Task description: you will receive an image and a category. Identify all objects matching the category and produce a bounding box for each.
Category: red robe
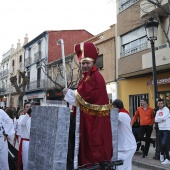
[75,66,113,167]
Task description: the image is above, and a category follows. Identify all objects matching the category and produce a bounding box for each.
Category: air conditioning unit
[157,43,168,50]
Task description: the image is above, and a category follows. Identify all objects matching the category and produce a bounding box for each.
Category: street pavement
[132,164,152,170]
[132,145,170,170]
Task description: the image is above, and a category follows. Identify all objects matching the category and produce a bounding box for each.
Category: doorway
[158,91,170,109]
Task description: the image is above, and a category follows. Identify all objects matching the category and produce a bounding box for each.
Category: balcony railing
[0,69,9,77]
[0,86,23,94]
[3,69,9,77]
[121,42,148,57]
[0,87,6,92]
[26,79,45,91]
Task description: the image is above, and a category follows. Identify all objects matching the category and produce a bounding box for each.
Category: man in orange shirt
[131,98,155,158]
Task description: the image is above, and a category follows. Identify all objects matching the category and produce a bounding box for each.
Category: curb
[132,159,170,170]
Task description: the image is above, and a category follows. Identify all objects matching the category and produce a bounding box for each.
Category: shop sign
[27,95,39,99]
[147,77,170,86]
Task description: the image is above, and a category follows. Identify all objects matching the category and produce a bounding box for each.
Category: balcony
[118,43,170,78]
[34,51,42,63]
[0,87,7,95]
[140,0,169,18]
[121,42,148,57]
[6,86,15,94]
[26,79,45,91]
[142,44,170,71]
[0,87,6,92]
[3,69,9,77]
[25,57,31,67]
[0,69,9,78]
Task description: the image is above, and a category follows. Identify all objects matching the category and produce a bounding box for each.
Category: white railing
[121,42,148,57]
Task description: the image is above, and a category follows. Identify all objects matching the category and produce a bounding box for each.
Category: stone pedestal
[27,106,70,170]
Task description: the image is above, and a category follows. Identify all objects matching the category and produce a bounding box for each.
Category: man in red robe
[63,42,113,168]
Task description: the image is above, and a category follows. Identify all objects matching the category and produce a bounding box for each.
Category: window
[121,27,148,57]
[48,68,53,87]
[12,60,15,67]
[27,71,30,90]
[28,48,31,58]
[37,67,41,88]
[18,75,21,84]
[119,0,139,12]
[19,55,22,62]
[38,41,42,59]
[56,66,65,85]
[96,54,103,70]
[2,81,4,88]
[5,79,7,88]
[38,41,41,52]
[129,94,148,119]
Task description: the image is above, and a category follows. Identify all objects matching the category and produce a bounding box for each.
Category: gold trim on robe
[75,91,113,116]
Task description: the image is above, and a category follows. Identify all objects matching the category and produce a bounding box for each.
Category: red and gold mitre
[74,42,99,62]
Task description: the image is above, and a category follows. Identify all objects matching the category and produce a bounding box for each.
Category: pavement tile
[132,146,170,170]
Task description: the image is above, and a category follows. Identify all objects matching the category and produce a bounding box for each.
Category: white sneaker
[161,159,170,165]
[160,154,164,162]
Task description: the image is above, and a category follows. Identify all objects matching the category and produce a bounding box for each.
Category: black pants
[138,125,153,156]
[159,130,170,160]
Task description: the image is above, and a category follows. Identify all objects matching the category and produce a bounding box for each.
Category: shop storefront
[147,77,170,109]
[46,89,63,101]
[118,72,170,117]
[23,91,45,105]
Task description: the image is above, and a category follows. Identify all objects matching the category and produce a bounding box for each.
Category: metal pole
[57,39,67,88]
[150,40,160,160]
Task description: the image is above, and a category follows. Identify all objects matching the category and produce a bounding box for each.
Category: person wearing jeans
[155,98,170,165]
[131,98,155,158]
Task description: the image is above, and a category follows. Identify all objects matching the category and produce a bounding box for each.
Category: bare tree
[40,55,81,91]
[10,70,29,108]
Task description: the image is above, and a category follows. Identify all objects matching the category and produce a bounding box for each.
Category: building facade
[9,36,28,108]
[0,50,11,108]
[0,35,29,109]
[23,30,93,104]
[116,0,170,117]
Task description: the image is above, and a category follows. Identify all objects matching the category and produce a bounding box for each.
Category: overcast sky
[0,0,116,61]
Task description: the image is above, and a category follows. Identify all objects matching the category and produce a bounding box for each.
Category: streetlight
[56,39,67,89]
[144,17,159,160]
